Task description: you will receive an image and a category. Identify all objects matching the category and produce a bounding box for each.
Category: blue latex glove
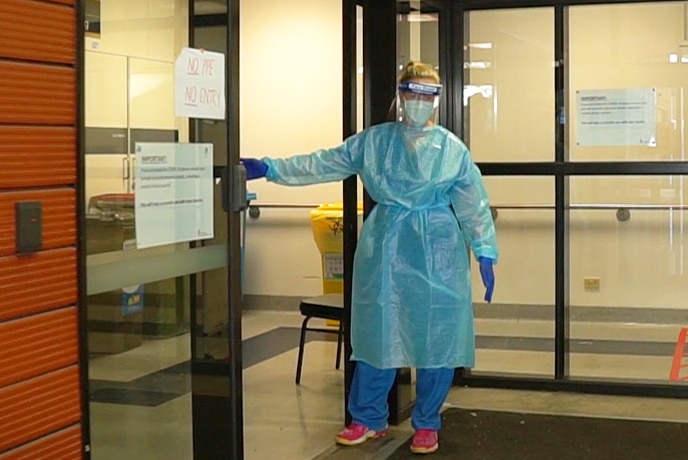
[240,158,268,180]
[478,257,495,303]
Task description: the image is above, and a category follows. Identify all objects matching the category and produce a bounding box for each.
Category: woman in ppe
[241,61,498,455]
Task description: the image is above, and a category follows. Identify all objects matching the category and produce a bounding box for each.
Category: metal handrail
[247,202,688,222]
[492,204,688,210]
[248,202,688,210]
[246,202,322,219]
[248,203,321,209]
[489,204,688,221]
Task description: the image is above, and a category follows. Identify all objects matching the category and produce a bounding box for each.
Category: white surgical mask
[404,100,435,127]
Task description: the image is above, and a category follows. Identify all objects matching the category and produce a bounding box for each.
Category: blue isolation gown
[263,122,498,369]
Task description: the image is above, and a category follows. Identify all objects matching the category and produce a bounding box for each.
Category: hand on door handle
[240,158,268,180]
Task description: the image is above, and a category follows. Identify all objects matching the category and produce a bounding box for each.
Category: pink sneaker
[410,429,439,454]
[335,423,388,446]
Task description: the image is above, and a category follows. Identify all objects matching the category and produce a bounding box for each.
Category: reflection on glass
[470,177,555,377]
[357,5,363,132]
[195,267,229,362]
[191,26,232,365]
[85,0,195,458]
[463,84,493,106]
[194,0,227,15]
[397,10,439,70]
[193,26,229,167]
[569,176,688,383]
[465,8,554,162]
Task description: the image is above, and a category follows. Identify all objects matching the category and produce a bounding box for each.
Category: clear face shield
[398,81,442,128]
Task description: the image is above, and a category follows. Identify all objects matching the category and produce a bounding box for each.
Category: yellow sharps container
[310,202,363,325]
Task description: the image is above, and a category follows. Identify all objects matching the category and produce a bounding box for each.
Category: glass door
[461,7,557,378]
[454,0,688,399]
[83,0,244,458]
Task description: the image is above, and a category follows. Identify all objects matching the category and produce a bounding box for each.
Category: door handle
[219,165,247,213]
[232,164,247,212]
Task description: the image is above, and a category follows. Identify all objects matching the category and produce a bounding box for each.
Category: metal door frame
[450,0,688,398]
[188,1,245,458]
[77,1,246,458]
[341,0,688,422]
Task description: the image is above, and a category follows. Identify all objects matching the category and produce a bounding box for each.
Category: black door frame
[341,0,358,427]
[76,0,91,456]
[188,1,244,458]
[451,0,688,398]
[341,0,688,425]
[77,1,244,458]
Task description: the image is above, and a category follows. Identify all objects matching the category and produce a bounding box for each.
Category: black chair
[295,294,344,384]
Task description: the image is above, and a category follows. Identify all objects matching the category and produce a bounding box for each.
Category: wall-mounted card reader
[15,201,42,253]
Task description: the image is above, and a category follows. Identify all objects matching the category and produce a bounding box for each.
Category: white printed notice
[576,88,657,147]
[135,143,214,249]
[324,254,344,280]
[175,47,225,120]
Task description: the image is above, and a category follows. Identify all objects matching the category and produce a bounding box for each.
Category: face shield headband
[398,81,443,98]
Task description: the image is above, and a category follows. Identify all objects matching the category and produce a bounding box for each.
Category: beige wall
[468,3,688,309]
[241,0,345,296]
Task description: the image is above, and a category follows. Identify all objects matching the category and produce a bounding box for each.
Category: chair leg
[335,321,343,370]
[295,316,310,385]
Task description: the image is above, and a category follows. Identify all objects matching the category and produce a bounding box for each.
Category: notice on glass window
[135,143,214,249]
[576,88,657,147]
[175,47,226,120]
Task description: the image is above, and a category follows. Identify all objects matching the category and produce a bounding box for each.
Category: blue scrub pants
[348,361,454,432]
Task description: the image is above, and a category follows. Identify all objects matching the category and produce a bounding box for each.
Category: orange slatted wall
[0,0,83,458]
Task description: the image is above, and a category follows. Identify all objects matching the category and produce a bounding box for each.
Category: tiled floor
[87,310,688,460]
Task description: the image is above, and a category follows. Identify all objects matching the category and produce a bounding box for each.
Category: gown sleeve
[449,145,499,262]
[263,132,366,186]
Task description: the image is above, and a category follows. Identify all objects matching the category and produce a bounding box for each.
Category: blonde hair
[399,61,440,84]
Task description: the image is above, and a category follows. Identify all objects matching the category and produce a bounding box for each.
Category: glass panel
[84,1,233,458]
[465,8,555,162]
[569,3,688,161]
[397,6,439,71]
[357,5,364,132]
[239,1,350,457]
[191,25,231,350]
[396,3,439,128]
[193,26,228,167]
[193,120,230,361]
[194,0,227,15]
[471,177,555,377]
[569,176,688,383]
